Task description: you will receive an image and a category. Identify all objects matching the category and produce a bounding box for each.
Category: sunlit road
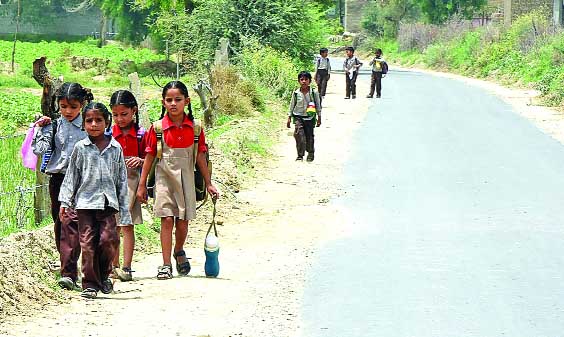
[302,68,564,336]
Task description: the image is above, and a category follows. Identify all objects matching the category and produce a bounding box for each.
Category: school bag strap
[153,120,163,160]
[193,119,202,164]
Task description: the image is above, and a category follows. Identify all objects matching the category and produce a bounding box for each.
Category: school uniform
[343,56,363,98]
[315,56,331,97]
[288,87,321,159]
[32,115,86,283]
[368,57,387,97]
[112,125,146,225]
[144,114,207,220]
[59,137,131,292]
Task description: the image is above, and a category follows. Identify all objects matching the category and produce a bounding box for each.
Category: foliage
[419,0,487,24]
[0,91,40,134]
[236,39,298,100]
[153,0,329,70]
[362,0,420,38]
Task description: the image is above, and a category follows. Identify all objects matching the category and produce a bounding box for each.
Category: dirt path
[0,76,372,337]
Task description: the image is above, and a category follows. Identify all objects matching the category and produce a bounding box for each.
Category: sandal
[157,264,173,280]
[81,288,98,299]
[101,279,114,294]
[173,250,191,276]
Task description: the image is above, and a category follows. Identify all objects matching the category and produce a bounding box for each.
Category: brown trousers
[293,118,315,157]
[49,173,80,282]
[315,69,330,97]
[369,71,383,97]
[77,207,119,291]
[345,71,359,98]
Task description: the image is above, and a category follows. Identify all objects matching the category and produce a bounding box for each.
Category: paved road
[301,69,564,336]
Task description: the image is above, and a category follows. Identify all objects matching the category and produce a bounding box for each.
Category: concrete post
[554,0,563,26]
[504,0,512,26]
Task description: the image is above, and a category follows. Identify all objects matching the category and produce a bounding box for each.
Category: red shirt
[144,114,207,156]
[112,124,147,158]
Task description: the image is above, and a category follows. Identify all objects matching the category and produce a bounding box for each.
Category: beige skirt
[154,144,197,221]
[116,164,143,226]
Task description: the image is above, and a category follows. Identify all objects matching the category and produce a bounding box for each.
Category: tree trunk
[10,0,20,73]
[32,57,64,225]
[98,14,107,48]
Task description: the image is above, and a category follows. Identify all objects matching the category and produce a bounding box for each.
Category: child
[109,90,145,282]
[343,46,363,99]
[367,48,388,98]
[314,47,331,97]
[32,82,93,290]
[286,71,322,162]
[137,80,219,280]
[59,102,131,299]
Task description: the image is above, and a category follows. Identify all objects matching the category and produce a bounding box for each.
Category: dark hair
[319,47,328,53]
[55,82,94,112]
[160,80,194,121]
[345,46,355,52]
[375,48,383,54]
[297,71,312,81]
[82,102,112,135]
[110,90,140,130]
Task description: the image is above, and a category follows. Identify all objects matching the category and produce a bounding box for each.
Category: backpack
[39,119,58,173]
[382,61,389,74]
[146,119,211,204]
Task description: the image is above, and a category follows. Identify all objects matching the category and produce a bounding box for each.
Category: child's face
[345,50,353,58]
[84,109,108,138]
[112,105,137,129]
[162,88,190,118]
[375,51,382,58]
[59,98,82,121]
[320,51,328,58]
[299,76,311,88]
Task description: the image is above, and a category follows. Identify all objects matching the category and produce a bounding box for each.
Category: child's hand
[207,184,220,199]
[137,186,148,204]
[125,157,143,168]
[286,117,291,129]
[316,119,321,127]
[36,116,52,127]
[59,207,66,221]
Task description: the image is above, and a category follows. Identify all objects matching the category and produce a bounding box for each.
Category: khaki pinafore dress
[125,163,143,225]
[154,138,197,220]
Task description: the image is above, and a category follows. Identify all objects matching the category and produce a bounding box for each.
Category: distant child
[137,80,219,280]
[286,71,322,162]
[109,90,146,282]
[59,102,131,299]
[315,47,331,97]
[343,46,363,99]
[32,82,93,290]
[367,48,388,98]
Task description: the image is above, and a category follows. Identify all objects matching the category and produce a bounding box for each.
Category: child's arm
[58,147,81,218]
[137,153,154,204]
[32,122,54,155]
[314,91,322,127]
[196,152,219,199]
[116,148,133,225]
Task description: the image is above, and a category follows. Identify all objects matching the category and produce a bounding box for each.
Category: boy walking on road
[315,48,331,97]
[343,46,362,99]
[367,48,388,98]
[287,71,322,162]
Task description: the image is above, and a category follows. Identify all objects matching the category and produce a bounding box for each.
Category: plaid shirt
[59,137,132,224]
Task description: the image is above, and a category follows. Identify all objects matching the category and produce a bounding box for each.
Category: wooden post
[128,72,151,128]
[10,0,20,73]
[32,57,63,225]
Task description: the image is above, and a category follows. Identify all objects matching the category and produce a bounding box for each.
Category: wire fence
[0,133,51,237]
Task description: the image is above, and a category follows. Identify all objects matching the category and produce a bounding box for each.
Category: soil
[0,66,561,336]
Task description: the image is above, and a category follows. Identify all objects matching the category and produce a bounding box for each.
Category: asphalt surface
[301,68,564,336]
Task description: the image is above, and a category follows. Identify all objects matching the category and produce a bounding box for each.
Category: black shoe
[344,96,350,99]
[366,95,373,98]
[296,156,303,161]
[101,278,114,294]
[376,95,381,98]
[352,95,356,99]
[306,155,314,162]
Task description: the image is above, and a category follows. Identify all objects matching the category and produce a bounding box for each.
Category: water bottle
[204,233,220,278]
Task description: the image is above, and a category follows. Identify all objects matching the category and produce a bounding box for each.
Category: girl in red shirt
[137,81,219,280]
[110,90,146,281]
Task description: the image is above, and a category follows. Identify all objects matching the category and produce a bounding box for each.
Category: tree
[362,0,420,38]
[419,0,487,24]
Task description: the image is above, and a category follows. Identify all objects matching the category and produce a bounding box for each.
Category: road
[301,68,564,336]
